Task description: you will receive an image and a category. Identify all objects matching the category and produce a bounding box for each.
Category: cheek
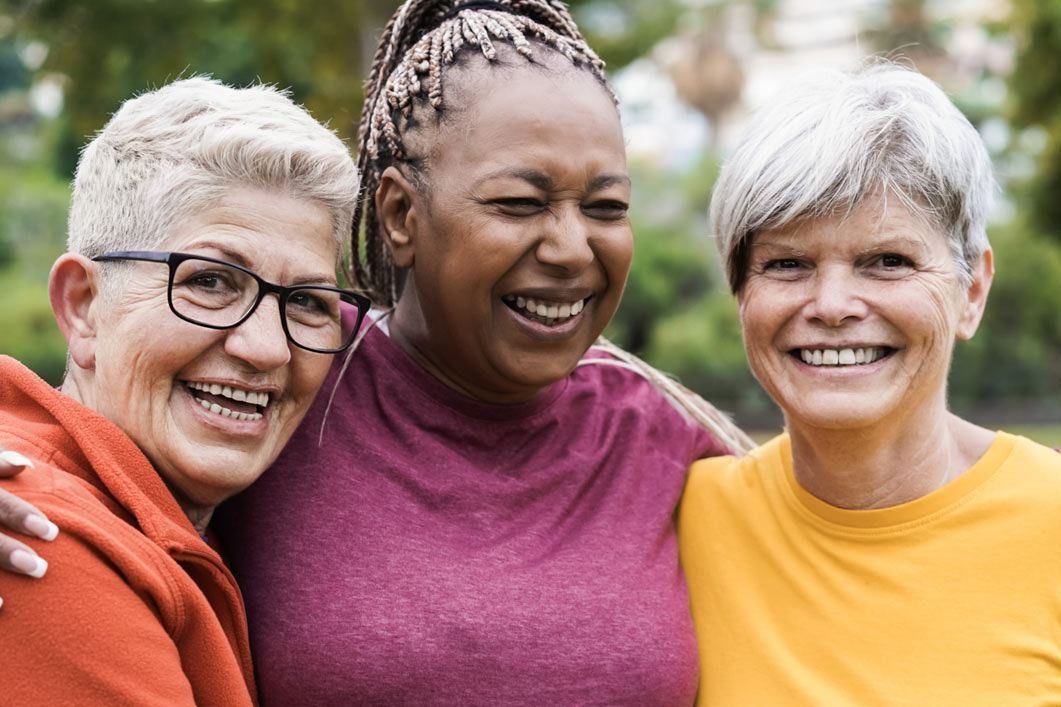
[737,284,779,344]
[293,355,333,400]
[603,229,634,283]
[905,279,966,350]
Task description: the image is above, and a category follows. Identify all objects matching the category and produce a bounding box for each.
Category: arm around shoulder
[0,523,199,704]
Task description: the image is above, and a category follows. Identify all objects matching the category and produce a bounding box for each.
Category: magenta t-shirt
[216,322,726,705]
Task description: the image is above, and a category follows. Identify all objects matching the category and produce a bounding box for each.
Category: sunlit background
[2,0,1058,442]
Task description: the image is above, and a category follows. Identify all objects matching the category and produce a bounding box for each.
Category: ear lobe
[376,166,421,269]
[49,254,102,370]
[956,249,994,341]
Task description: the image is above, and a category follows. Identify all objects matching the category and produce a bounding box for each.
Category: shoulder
[995,431,1061,490]
[0,486,199,703]
[684,434,785,503]
[571,350,726,458]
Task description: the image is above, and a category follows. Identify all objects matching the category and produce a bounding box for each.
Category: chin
[780,397,896,432]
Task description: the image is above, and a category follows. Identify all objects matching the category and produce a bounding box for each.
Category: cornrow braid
[352,0,612,307]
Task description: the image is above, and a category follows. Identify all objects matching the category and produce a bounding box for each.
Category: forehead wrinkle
[589,174,631,191]
[179,240,338,287]
[474,169,629,192]
[854,235,932,255]
[749,238,806,254]
[480,168,554,190]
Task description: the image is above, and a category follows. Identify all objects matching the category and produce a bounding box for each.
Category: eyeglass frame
[91,250,371,354]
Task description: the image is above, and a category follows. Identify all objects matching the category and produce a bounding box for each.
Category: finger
[0,449,34,478]
[0,488,59,541]
[0,535,48,578]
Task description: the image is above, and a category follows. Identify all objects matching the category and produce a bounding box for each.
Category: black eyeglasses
[92,251,370,354]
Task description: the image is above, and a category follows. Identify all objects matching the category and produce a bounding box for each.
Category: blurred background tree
[2,0,1059,437]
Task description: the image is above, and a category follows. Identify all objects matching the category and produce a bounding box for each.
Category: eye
[758,258,811,280]
[288,290,333,316]
[867,252,916,277]
[582,199,629,220]
[764,258,805,271]
[878,253,913,268]
[493,197,544,215]
[178,269,240,294]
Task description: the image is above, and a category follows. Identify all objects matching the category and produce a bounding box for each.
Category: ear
[376,165,421,269]
[49,254,103,370]
[956,248,994,340]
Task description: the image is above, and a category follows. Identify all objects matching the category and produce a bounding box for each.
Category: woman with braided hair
[0,0,751,703]
[214,1,748,703]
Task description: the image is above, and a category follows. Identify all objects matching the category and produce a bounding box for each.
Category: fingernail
[0,450,33,468]
[10,549,47,578]
[24,515,59,541]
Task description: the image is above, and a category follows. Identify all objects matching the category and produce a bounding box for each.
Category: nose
[535,205,594,274]
[803,265,869,327]
[223,294,292,371]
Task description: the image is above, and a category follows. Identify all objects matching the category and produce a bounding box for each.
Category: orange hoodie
[0,356,257,705]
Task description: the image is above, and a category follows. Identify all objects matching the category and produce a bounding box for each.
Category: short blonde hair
[69,76,359,268]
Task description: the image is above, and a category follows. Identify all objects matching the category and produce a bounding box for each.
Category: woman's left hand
[0,447,58,594]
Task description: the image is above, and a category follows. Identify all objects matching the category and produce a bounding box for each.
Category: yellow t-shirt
[679,431,1061,705]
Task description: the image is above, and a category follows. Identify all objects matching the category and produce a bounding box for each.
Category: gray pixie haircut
[69,76,359,269]
[710,60,995,292]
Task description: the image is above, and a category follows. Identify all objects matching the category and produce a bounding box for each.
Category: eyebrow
[191,241,338,286]
[478,169,630,191]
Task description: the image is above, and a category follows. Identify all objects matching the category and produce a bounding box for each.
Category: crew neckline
[774,431,1015,531]
[363,322,570,422]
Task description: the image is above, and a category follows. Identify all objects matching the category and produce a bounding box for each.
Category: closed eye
[582,200,629,220]
[493,198,544,214]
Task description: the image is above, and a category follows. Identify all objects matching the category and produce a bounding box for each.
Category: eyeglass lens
[171,257,358,351]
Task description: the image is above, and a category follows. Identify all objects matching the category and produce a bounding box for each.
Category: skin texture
[50,187,337,528]
[376,64,633,404]
[738,193,995,508]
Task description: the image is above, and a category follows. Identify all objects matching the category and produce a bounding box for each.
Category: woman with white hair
[679,61,1061,703]
[0,77,366,704]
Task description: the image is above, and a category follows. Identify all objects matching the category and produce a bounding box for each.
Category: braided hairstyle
[343,0,754,455]
[353,0,612,307]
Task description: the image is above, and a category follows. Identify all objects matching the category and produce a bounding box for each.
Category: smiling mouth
[502,295,589,327]
[791,347,894,367]
[185,381,271,421]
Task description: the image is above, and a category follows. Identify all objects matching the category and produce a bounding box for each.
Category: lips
[502,294,589,327]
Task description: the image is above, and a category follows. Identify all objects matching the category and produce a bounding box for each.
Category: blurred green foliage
[1008,0,1061,246]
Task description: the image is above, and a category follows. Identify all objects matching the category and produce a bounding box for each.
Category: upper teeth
[186,381,269,421]
[800,347,887,366]
[503,295,585,323]
[187,381,270,407]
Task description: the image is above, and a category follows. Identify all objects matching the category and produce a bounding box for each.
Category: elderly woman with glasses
[678,61,1061,703]
[0,77,365,704]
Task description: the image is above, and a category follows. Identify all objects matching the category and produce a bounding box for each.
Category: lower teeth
[195,396,262,421]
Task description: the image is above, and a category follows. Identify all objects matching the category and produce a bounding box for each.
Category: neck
[786,401,995,510]
[158,477,217,535]
[388,292,549,405]
[181,504,216,537]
